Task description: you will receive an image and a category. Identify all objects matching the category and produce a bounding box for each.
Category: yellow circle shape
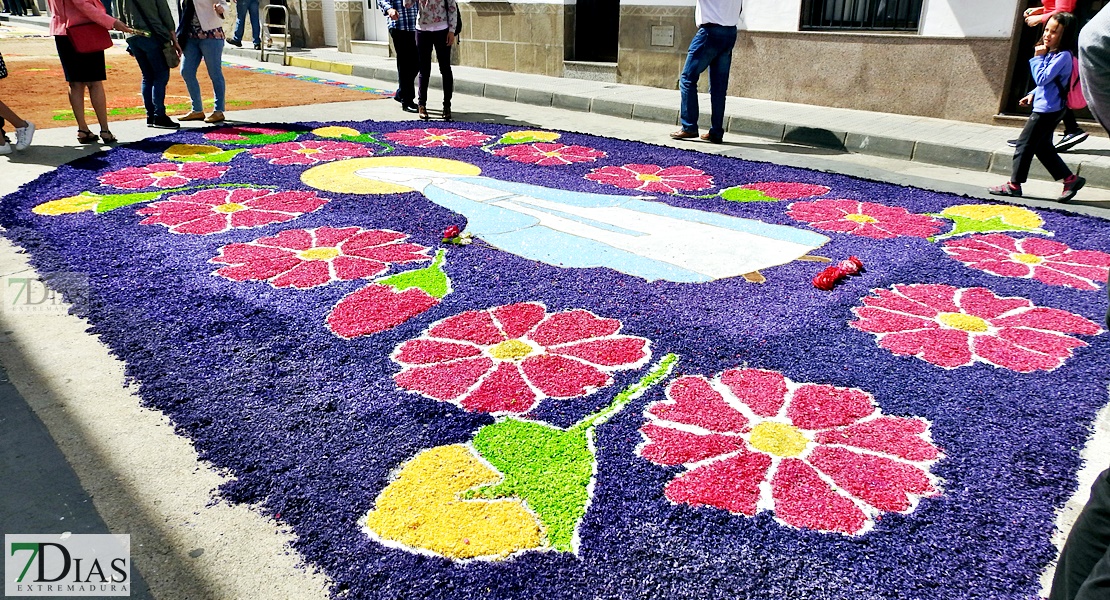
[301,157,482,195]
[1012,252,1043,265]
[163,143,222,159]
[938,312,990,333]
[364,444,544,560]
[313,126,361,138]
[749,422,809,457]
[845,213,878,224]
[504,130,560,143]
[213,203,247,213]
[298,247,340,261]
[32,194,100,216]
[636,174,662,183]
[941,204,1044,229]
[489,339,533,361]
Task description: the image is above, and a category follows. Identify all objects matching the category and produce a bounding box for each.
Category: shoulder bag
[67,22,114,53]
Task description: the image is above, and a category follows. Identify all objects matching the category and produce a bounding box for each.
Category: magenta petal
[491,302,547,338]
[270,260,332,289]
[396,339,482,365]
[788,384,874,430]
[394,357,493,401]
[551,336,649,367]
[771,458,868,534]
[520,354,610,398]
[815,416,939,462]
[649,375,749,433]
[809,446,935,512]
[664,450,771,515]
[529,310,621,346]
[459,362,540,414]
[720,368,789,417]
[428,309,505,345]
[639,424,747,466]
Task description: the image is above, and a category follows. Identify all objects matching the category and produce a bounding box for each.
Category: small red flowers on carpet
[137,188,329,235]
[383,128,492,148]
[249,141,374,165]
[585,164,714,194]
[638,368,942,535]
[392,302,650,414]
[851,283,1102,372]
[788,199,944,239]
[98,162,228,189]
[942,234,1110,291]
[493,143,606,166]
[211,227,430,289]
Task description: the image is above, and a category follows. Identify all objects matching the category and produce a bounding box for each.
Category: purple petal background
[3,120,1109,599]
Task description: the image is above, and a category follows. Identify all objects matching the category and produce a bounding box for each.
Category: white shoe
[0,139,11,155]
[14,121,34,151]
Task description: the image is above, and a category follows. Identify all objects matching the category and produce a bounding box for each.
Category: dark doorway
[1004,0,1107,116]
[573,0,619,62]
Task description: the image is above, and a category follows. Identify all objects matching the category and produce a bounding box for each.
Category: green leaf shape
[166,149,245,163]
[375,249,451,299]
[719,186,777,203]
[496,131,560,145]
[929,214,1050,242]
[466,354,677,553]
[217,132,301,146]
[95,190,172,213]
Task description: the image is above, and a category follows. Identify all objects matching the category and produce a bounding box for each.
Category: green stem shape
[466,353,678,553]
[374,249,450,298]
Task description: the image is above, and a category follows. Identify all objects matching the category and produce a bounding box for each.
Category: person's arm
[446,0,456,44]
[376,0,395,18]
[151,0,176,41]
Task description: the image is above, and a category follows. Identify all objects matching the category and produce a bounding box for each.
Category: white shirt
[695,0,742,27]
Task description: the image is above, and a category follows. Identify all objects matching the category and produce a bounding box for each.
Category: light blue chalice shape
[352,165,830,284]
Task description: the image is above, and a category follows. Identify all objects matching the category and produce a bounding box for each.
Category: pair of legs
[415,29,452,118]
[231,0,261,47]
[677,24,737,141]
[127,36,171,120]
[390,27,418,108]
[0,100,29,131]
[68,81,113,141]
[991,109,1084,200]
[1049,468,1110,600]
[180,37,226,114]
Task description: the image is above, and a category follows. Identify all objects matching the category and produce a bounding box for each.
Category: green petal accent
[217,132,301,146]
[930,214,1051,242]
[167,149,245,163]
[467,354,677,553]
[95,190,174,213]
[375,249,451,299]
[719,186,777,202]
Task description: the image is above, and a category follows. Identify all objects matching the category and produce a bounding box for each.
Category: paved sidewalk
[7,13,1110,188]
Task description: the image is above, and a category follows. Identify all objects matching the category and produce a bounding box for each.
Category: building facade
[276,0,1108,123]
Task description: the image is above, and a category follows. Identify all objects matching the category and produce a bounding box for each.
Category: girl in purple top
[990,12,1085,203]
[404,0,457,121]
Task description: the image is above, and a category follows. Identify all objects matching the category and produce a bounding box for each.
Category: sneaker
[1006,138,1019,147]
[147,116,155,126]
[178,110,206,121]
[226,38,242,47]
[151,114,181,129]
[253,43,262,50]
[204,111,225,123]
[988,181,1022,197]
[1056,130,1089,152]
[1060,175,1086,202]
[401,101,418,113]
[14,121,34,151]
[0,138,11,155]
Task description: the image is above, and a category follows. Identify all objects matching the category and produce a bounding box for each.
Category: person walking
[0,102,35,154]
[226,0,260,50]
[177,0,228,123]
[670,0,743,144]
[989,12,1085,202]
[404,0,456,121]
[48,0,134,144]
[120,0,181,129]
[1021,0,1088,151]
[378,0,418,113]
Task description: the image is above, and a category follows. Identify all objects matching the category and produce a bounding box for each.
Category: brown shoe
[178,111,206,122]
[204,111,225,123]
[670,130,698,140]
[700,133,723,144]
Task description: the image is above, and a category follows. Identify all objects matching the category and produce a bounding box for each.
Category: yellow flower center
[845,213,878,224]
[428,135,449,142]
[636,174,663,183]
[749,422,809,457]
[938,312,990,332]
[151,170,179,178]
[489,339,534,361]
[296,148,322,155]
[313,126,360,138]
[543,151,561,157]
[1011,252,1043,265]
[163,143,220,158]
[213,202,247,213]
[297,247,340,261]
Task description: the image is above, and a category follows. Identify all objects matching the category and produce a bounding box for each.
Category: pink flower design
[493,143,607,166]
[248,141,374,165]
[383,128,492,148]
[97,162,228,189]
[585,164,714,194]
[204,126,290,141]
[211,227,430,289]
[638,368,942,535]
[137,188,329,235]
[392,302,651,414]
[788,199,944,239]
[942,234,1110,291]
[740,182,830,200]
[851,283,1102,372]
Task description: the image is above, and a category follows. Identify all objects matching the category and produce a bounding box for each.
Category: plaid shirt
[377,0,417,31]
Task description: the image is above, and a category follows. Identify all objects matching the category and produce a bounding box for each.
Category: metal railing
[261,3,289,66]
[800,0,924,32]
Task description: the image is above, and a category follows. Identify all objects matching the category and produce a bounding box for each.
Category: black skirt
[55,34,107,83]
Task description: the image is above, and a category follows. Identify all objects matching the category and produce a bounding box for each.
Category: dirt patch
[1,38,390,128]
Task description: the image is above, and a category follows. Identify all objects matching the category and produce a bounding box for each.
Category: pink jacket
[1034,0,1077,25]
[48,0,117,36]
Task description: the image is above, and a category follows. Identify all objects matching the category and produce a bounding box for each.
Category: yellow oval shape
[364,444,544,559]
[941,204,1043,229]
[313,126,361,138]
[163,144,223,159]
[32,194,100,216]
[301,157,481,195]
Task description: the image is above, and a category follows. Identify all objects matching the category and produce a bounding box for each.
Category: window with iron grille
[800,0,924,31]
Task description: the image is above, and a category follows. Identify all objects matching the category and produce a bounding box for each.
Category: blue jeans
[678,25,737,139]
[180,37,226,112]
[232,0,261,45]
[127,36,171,118]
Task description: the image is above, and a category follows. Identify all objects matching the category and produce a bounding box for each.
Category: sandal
[99,131,118,144]
[77,129,98,144]
[988,182,1022,197]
